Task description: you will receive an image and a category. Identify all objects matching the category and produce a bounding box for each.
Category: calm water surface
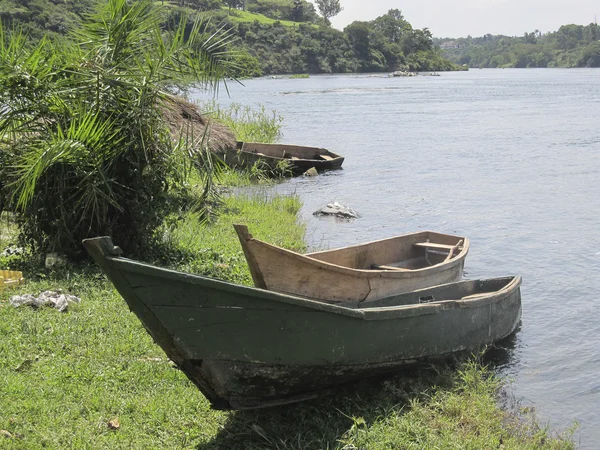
[193,69,600,447]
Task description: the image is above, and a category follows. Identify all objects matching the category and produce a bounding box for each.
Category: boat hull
[235,225,470,303]
[221,142,344,175]
[84,237,520,410]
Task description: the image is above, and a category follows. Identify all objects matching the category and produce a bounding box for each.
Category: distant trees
[342,9,440,71]
[372,9,408,43]
[224,0,245,12]
[292,0,303,21]
[245,0,320,23]
[2,0,460,77]
[315,0,342,22]
[0,0,94,40]
[438,22,600,68]
[524,31,537,44]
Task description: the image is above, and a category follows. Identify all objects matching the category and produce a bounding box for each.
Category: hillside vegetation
[438,23,600,68]
[1,0,461,75]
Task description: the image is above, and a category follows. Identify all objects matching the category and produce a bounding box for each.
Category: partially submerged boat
[221,142,344,175]
[234,225,469,303]
[83,236,521,410]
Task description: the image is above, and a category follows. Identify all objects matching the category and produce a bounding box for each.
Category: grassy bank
[0,188,574,449]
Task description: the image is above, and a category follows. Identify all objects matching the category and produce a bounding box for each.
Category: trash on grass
[45,253,66,268]
[9,290,81,312]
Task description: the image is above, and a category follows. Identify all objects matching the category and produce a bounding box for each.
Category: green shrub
[0,0,235,260]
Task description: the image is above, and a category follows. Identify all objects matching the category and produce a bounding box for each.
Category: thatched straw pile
[160,96,236,154]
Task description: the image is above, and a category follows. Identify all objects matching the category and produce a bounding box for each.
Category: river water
[192,69,600,447]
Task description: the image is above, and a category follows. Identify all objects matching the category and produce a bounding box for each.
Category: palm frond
[1,0,235,258]
[10,108,118,210]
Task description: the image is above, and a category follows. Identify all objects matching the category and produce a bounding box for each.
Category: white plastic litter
[9,290,81,312]
[313,201,360,219]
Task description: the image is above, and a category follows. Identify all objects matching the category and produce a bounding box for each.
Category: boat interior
[353,277,516,309]
[307,232,466,271]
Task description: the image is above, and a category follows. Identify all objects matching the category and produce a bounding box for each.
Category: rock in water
[313,202,359,219]
[303,167,318,177]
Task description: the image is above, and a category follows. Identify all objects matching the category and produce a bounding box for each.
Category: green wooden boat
[83,237,522,410]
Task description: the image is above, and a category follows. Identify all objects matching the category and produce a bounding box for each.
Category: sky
[326,0,599,38]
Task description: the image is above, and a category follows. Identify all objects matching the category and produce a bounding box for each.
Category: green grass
[289,73,310,79]
[203,101,283,143]
[336,361,576,449]
[0,194,574,449]
[217,167,273,186]
[224,8,301,27]
[156,191,305,285]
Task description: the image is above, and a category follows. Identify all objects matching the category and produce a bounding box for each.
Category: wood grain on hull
[234,225,470,303]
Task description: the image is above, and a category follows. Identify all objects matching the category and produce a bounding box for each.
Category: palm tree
[0,0,236,259]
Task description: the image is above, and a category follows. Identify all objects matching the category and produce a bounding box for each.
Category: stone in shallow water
[303,167,318,177]
[313,202,359,219]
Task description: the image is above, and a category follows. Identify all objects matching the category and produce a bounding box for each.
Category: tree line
[202,6,460,74]
[1,0,461,75]
[437,23,600,68]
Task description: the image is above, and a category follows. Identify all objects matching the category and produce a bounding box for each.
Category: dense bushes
[0,0,235,260]
[235,10,458,74]
[0,0,94,40]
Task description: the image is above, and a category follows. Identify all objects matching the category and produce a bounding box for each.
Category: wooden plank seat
[319,154,334,160]
[423,249,451,256]
[416,239,464,264]
[371,264,410,271]
[443,240,463,262]
[461,293,486,299]
[413,242,460,251]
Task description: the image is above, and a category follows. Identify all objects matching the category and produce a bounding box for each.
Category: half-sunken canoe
[221,142,344,175]
[234,225,469,303]
[83,236,520,410]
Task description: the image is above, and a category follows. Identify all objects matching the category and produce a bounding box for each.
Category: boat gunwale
[105,255,518,321]
[235,151,344,164]
[359,276,522,319]
[235,142,344,163]
[249,231,470,278]
[107,255,365,318]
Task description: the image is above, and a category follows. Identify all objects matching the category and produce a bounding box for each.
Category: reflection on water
[482,324,522,371]
[192,69,600,447]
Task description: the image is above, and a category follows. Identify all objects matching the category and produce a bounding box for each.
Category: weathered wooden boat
[221,142,344,175]
[83,237,520,410]
[234,225,469,303]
